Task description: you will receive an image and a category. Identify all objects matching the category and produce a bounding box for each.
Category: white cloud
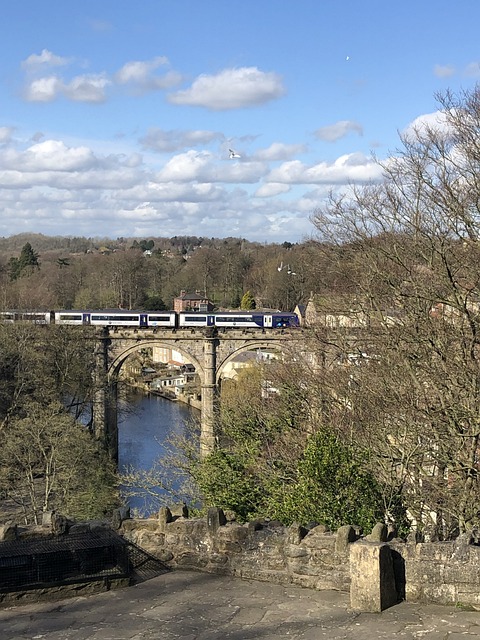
[155,150,267,184]
[0,127,14,144]
[63,74,111,103]
[24,76,63,102]
[434,64,456,78]
[266,153,382,185]
[21,49,69,70]
[140,128,223,153]
[24,73,111,103]
[115,57,182,92]
[115,57,168,82]
[255,182,291,197]
[0,139,96,172]
[464,61,480,78]
[253,142,307,161]
[0,129,385,243]
[315,120,363,142]
[168,67,286,110]
[401,110,451,141]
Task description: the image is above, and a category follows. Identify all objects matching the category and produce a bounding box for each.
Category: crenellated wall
[2,508,480,611]
[119,507,480,610]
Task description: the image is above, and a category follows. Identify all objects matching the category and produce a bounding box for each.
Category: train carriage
[5,309,299,330]
[0,311,52,324]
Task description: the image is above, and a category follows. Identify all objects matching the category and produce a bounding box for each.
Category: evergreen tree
[8,243,40,280]
[240,290,256,310]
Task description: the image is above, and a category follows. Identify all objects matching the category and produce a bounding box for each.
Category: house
[173,290,214,313]
[293,303,307,326]
[304,294,368,328]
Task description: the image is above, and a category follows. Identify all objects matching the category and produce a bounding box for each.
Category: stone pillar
[200,337,218,458]
[350,543,398,612]
[92,330,119,462]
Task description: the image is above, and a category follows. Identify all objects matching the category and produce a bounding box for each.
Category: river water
[117,390,198,515]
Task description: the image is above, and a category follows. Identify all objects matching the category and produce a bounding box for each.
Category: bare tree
[310,87,480,536]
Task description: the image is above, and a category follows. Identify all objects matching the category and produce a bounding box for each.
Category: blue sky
[0,0,479,244]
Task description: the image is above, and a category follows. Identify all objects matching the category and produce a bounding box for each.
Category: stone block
[368,523,388,542]
[52,513,68,535]
[350,543,398,612]
[207,507,226,536]
[170,502,189,518]
[286,523,308,544]
[217,523,248,543]
[111,507,130,530]
[158,507,173,532]
[335,525,356,554]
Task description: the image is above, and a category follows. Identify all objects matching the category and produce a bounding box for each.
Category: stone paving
[0,570,480,639]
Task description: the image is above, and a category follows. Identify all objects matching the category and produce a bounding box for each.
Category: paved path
[1,570,480,639]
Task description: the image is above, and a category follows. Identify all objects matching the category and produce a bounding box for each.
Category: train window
[215,316,252,323]
[148,316,171,322]
[183,316,207,322]
[58,314,82,321]
[92,315,139,322]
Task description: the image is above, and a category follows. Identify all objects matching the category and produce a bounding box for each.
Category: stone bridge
[92,326,303,461]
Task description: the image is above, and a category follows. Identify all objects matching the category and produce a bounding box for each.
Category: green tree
[8,242,40,281]
[240,290,256,310]
[0,402,118,524]
[143,295,167,310]
[266,429,384,531]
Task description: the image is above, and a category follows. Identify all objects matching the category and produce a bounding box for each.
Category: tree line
[0,322,118,524]
[0,235,321,313]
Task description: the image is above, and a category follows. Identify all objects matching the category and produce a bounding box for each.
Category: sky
[0,0,479,244]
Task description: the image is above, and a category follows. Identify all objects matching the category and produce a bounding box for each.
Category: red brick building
[173,290,213,313]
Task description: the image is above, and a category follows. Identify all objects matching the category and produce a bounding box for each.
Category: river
[118,390,199,515]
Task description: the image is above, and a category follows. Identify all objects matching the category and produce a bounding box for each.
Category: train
[0,309,300,330]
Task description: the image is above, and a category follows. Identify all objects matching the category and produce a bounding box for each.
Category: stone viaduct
[92,325,304,461]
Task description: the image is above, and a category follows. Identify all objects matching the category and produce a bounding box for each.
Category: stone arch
[216,340,286,385]
[108,340,205,382]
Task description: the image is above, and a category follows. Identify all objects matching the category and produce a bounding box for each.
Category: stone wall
[119,508,480,610]
[390,534,480,607]
[2,509,480,611]
[121,508,353,592]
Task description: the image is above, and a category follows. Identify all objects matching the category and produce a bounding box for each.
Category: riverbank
[126,379,202,410]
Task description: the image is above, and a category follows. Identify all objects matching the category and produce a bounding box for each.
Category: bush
[265,429,385,531]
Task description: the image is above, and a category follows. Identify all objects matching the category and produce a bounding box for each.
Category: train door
[82,313,91,325]
[207,315,215,326]
[263,314,273,328]
[140,313,148,328]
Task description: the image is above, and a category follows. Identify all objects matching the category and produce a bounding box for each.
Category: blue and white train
[0,310,299,330]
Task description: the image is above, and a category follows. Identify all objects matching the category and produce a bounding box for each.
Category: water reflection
[118,390,198,515]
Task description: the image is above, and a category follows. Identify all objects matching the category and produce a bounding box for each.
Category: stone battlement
[2,508,480,612]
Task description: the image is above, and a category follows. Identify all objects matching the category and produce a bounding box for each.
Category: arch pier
[92,326,299,462]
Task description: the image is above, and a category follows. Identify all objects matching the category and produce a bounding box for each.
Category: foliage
[187,362,388,530]
[0,233,317,311]
[8,242,40,281]
[0,402,118,524]
[265,429,384,531]
[143,295,167,310]
[0,323,96,425]
[240,290,256,310]
[192,450,263,521]
[0,322,115,523]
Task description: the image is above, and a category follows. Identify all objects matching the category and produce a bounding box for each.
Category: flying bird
[229,149,241,159]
